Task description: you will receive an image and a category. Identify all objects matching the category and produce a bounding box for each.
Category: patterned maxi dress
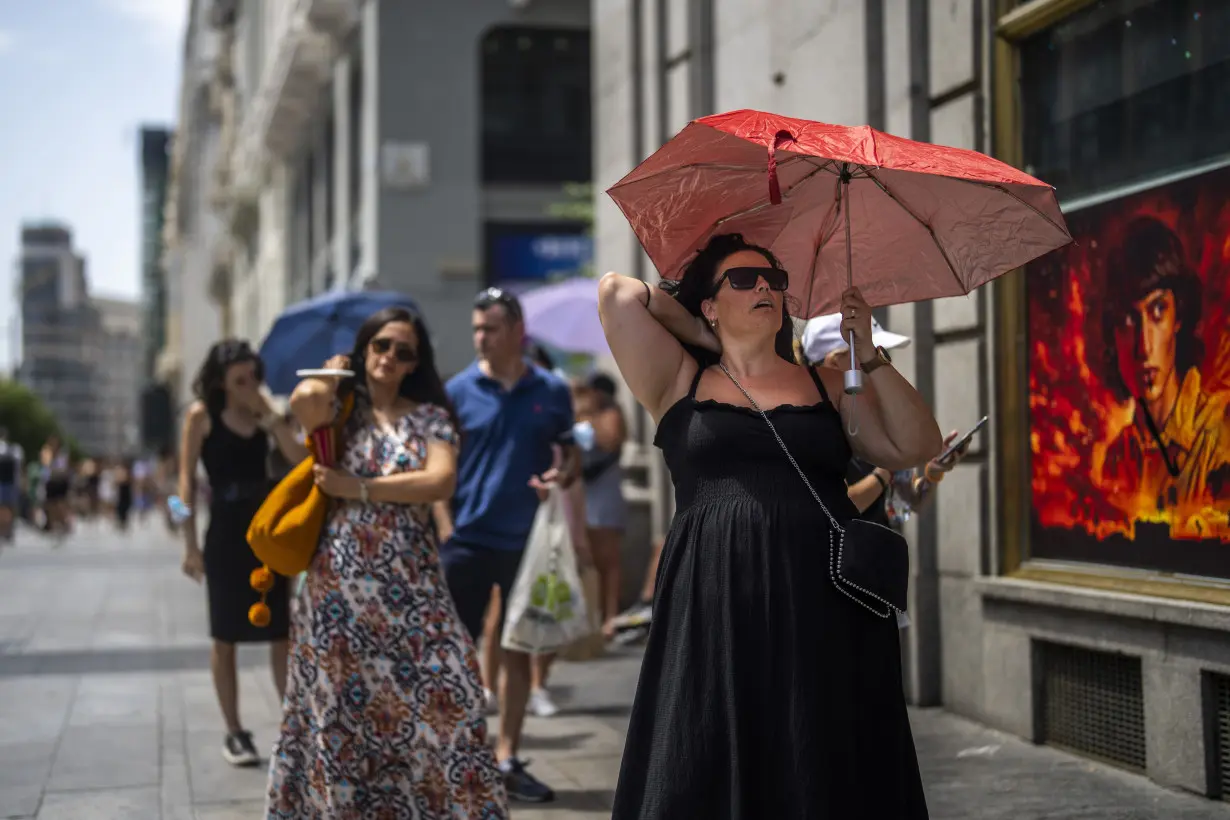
[266,403,509,820]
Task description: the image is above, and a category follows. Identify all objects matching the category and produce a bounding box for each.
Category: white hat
[801,313,911,363]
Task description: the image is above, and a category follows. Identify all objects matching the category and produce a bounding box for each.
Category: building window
[480,27,591,184]
[1018,0,1230,578]
[1020,0,1230,202]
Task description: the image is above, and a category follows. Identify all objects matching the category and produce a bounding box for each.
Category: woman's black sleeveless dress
[200,411,289,644]
[612,367,928,819]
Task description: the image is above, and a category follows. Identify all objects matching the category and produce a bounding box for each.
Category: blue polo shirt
[445,361,575,551]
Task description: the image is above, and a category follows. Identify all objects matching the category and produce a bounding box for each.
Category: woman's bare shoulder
[184,401,209,427]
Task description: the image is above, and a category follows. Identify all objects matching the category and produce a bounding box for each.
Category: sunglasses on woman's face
[712,266,789,295]
[370,337,418,364]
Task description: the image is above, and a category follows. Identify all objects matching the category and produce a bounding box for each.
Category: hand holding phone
[936,415,988,465]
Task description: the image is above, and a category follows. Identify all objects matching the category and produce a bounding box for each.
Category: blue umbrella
[259,290,420,395]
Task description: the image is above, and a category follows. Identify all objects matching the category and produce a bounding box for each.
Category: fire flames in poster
[1028,166,1230,577]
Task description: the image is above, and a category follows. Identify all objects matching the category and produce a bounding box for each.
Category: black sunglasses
[474,287,523,321]
[370,337,418,364]
[711,266,789,295]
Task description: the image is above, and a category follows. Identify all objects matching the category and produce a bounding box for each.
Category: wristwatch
[861,345,891,375]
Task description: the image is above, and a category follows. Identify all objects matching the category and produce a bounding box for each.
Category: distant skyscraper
[139,126,173,451]
[15,224,143,456]
[17,223,97,448]
[140,127,172,382]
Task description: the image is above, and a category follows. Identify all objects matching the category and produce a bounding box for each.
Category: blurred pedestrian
[0,428,23,543]
[577,372,628,638]
[113,458,134,531]
[154,445,179,534]
[178,340,307,767]
[39,436,72,540]
[434,288,578,803]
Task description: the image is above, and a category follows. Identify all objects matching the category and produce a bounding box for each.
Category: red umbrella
[607,109,1072,320]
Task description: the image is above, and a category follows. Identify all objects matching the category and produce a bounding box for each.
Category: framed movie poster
[1027,165,1230,578]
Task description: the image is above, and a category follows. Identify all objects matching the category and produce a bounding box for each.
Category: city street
[0,520,1227,820]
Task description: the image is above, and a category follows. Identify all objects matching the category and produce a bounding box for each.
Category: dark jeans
[439,541,526,644]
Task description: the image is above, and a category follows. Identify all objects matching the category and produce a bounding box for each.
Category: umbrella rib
[608,155,819,191]
[864,169,967,294]
[802,184,845,315]
[711,159,838,229]
[939,176,1072,240]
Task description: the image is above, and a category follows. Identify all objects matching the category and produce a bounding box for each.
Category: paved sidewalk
[0,520,1228,819]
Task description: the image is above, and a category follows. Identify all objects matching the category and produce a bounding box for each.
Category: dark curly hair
[666,233,796,366]
[192,339,264,416]
[1100,217,1204,401]
[339,306,459,432]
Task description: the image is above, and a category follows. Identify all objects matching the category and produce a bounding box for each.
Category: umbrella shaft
[841,172,862,378]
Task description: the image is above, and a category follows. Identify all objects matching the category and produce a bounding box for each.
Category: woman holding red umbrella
[597,232,942,818]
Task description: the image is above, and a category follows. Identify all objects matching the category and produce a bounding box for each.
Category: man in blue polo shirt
[437,287,578,803]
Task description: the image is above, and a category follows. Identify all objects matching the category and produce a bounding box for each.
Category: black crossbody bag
[719,364,909,619]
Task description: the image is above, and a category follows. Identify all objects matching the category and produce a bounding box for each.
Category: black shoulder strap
[688,366,706,399]
[808,366,832,405]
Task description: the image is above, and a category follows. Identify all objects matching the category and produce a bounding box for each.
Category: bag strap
[717,364,843,533]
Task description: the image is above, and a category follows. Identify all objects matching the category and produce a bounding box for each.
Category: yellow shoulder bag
[246,393,354,626]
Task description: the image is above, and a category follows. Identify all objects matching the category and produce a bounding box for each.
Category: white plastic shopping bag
[501,487,590,654]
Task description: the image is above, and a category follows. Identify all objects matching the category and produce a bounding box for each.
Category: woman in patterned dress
[266,306,509,819]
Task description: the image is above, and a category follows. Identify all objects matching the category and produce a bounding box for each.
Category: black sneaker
[222,730,260,767]
[499,758,555,802]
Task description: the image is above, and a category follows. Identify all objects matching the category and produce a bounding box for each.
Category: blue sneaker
[499,758,555,802]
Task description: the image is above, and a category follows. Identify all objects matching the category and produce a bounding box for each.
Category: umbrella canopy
[259,290,420,395]
[607,109,1072,317]
[520,277,609,357]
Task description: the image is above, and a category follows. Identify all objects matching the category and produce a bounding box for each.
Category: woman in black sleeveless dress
[179,341,307,767]
[597,233,944,818]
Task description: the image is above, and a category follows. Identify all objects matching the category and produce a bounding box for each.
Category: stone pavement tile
[541,754,620,813]
[45,723,159,792]
[0,741,57,818]
[520,714,627,759]
[0,678,75,744]
[34,786,160,819]
[185,730,271,806]
[159,678,194,820]
[911,708,1230,819]
[179,666,281,735]
[192,800,266,819]
[66,675,159,727]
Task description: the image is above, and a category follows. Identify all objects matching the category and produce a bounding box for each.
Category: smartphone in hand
[937,415,988,465]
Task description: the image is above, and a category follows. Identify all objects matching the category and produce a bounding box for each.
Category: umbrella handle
[844,329,864,395]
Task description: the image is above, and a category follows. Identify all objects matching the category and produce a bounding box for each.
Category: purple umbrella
[521,277,609,356]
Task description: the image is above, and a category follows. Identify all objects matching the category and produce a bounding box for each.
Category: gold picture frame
[990,0,1230,606]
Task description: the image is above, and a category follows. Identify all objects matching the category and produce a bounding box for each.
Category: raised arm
[597,272,717,421]
[289,380,337,433]
[818,288,942,470]
[289,354,349,433]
